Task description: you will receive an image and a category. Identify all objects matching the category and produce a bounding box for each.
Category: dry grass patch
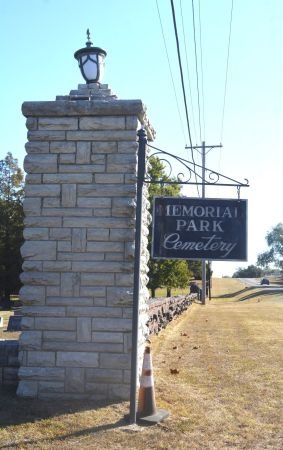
[0,279,282,449]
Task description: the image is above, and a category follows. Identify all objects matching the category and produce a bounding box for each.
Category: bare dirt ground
[0,278,282,449]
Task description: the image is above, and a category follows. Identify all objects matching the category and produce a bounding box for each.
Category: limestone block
[60,153,75,164]
[28,351,55,367]
[109,228,135,241]
[46,296,93,306]
[125,242,135,259]
[22,306,66,317]
[18,366,65,380]
[72,261,133,273]
[43,342,122,352]
[92,318,132,332]
[67,130,136,141]
[24,228,49,240]
[43,173,92,183]
[78,183,136,198]
[81,273,114,286]
[63,216,134,229]
[65,367,85,392]
[107,154,137,173]
[77,197,111,210]
[22,261,43,273]
[62,184,76,207]
[92,141,117,154]
[87,228,110,240]
[57,241,71,252]
[24,154,58,173]
[43,261,71,271]
[68,306,122,318]
[80,116,125,130]
[72,229,86,252]
[61,273,81,296]
[99,353,131,369]
[24,184,60,197]
[115,274,134,287]
[26,118,38,130]
[106,287,133,307]
[24,217,62,227]
[19,331,42,350]
[112,198,136,218]
[76,142,91,163]
[86,368,123,383]
[90,154,106,164]
[105,253,124,261]
[86,242,123,252]
[77,317,91,342]
[94,173,124,184]
[124,173,137,184]
[43,331,77,342]
[79,286,105,297]
[19,285,46,305]
[38,381,64,394]
[22,99,145,118]
[46,286,60,296]
[118,141,138,153]
[43,197,60,207]
[17,380,38,397]
[49,228,71,240]
[21,317,34,330]
[25,174,42,184]
[28,130,65,141]
[85,383,108,396]
[108,384,130,400]
[25,141,49,154]
[42,207,92,217]
[35,317,76,331]
[21,241,56,261]
[92,332,124,344]
[38,117,78,130]
[56,351,99,367]
[57,252,104,262]
[59,163,105,173]
[50,141,76,153]
[126,116,139,130]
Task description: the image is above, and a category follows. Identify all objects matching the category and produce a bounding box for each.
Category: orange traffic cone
[137,346,169,424]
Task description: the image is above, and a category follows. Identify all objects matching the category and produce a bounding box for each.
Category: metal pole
[129,128,147,424]
[201,141,207,305]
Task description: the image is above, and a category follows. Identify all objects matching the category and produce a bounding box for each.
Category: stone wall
[0,341,19,386]
[18,83,153,399]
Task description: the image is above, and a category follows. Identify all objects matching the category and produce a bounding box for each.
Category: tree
[147,156,192,297]
[232,265,263,278]
[257,223,283,270]
[0,153,24,306]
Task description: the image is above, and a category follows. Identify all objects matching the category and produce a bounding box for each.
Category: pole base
[137,408,169,425]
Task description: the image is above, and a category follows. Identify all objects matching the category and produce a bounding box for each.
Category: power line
[220,0,234,143]
[155,0,187,143]
[191,0,202,143]
[179,0,198,144]
[197,0,206,141]
[170,0,193,150]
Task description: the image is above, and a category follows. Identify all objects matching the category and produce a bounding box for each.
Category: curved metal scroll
[146,144,249,190]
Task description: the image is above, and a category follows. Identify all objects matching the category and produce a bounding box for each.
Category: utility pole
[201,141,207,305]
[185,142,222,305]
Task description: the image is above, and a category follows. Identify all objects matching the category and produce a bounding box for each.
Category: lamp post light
[74,29,107,84]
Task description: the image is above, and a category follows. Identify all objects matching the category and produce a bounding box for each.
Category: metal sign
[152,197,247,261]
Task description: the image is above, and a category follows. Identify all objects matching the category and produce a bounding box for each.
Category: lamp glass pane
[81,54,98,82]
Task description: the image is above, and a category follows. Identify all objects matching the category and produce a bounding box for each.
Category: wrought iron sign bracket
[141,137,249,199]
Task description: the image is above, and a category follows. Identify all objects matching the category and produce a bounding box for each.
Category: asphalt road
[239,278,283,291]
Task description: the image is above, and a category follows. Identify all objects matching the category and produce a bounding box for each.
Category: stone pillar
[17,83,154,399]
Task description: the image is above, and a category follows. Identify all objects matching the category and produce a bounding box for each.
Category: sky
[0,0,282,277]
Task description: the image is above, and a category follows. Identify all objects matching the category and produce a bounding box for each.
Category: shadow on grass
[236,289,283,302]
[0,386,128,430]
[213,287,251,299]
